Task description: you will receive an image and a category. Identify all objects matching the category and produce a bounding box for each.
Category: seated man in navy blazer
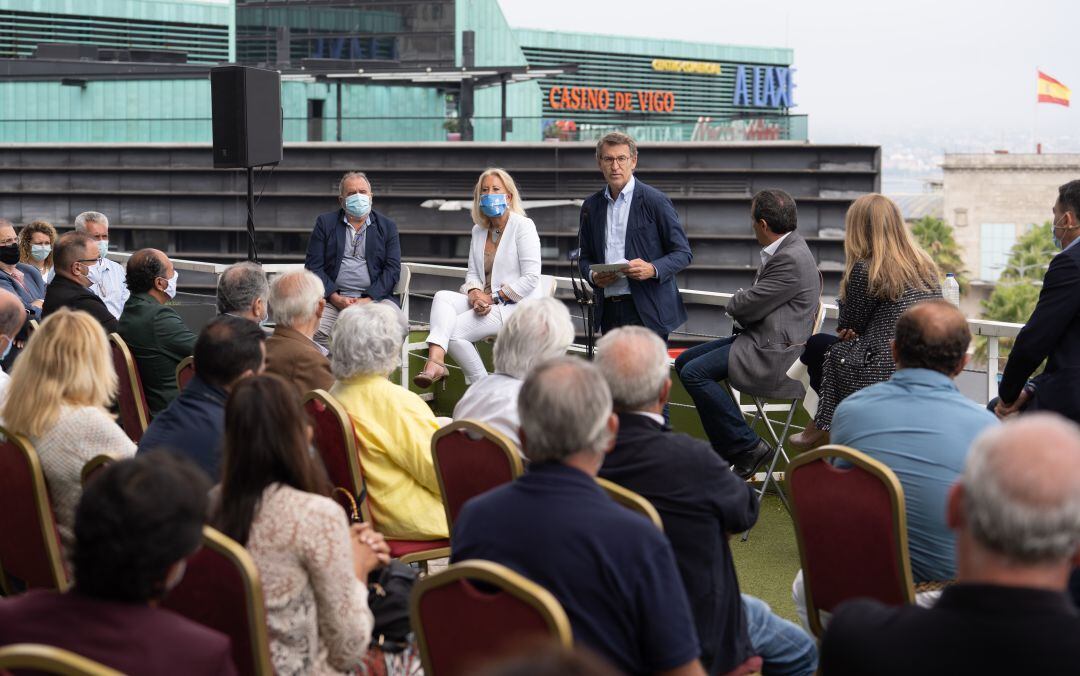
[578,132,692,340]
[994,179,1080,424]
[304,171,401,348]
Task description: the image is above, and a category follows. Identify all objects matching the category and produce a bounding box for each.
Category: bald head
[960,414,1080,565]
[595,327,671,412]
[893,300,970,376]
[126,248,171,295]
[0,288,24,337]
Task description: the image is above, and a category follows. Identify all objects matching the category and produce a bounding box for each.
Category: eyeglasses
[600,155,632,166]
[76,258,99,265]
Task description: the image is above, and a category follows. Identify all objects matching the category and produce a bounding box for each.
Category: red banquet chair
[108,333,151,443]
[175,356,195,392]
[787,444,916,637]
[161,526,274,676]
[431,420,523,533]
[0,426,69,593]
[0,644,121,675]
[303,389,450,566]
[411,559,572,676]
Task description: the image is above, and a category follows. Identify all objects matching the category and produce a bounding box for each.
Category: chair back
[108,333,150,442]
[539,274,557,297]
[393,263,412,298]
[431,420,523,533]
[303,389,372,523]
[161,526,274,676]
[595,477,664,531]
[787,444,915,637]
[80,454,120,487]
[175,356,195,391]
[0,427,69,592]
[411,559,572,676]
[0,644,121,675]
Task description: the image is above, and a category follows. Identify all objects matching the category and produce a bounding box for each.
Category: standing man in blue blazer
[305,171,401,348]
[578,132,692,340]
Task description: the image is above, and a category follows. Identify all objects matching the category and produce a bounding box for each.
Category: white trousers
[425,290,508,384]
[791,569,942,634]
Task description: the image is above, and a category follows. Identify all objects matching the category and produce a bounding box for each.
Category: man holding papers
[578,132,692,340]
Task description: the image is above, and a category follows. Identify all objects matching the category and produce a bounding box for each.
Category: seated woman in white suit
[414,168,543,388]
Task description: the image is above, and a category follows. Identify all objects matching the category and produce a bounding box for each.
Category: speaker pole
[246,166,258,262]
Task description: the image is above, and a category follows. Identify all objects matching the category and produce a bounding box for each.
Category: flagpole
[1034,67,1039,153]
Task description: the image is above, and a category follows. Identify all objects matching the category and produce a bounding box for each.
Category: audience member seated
[18,218,56,284]
[0,218,45,321]
[329,302,448,540]
[0,452,237,675]
[792,300,1000,629]
[452,297,574,446]
[819,414,1080,675]
[305,171,401,349]
[596,327,817,676]
[674,189,820,477]
[415,168,543,388]
[992,180,1080,424]
[74,211,128,320]
[0,289,25,398]
[119,248,197,415]
[213,374,388,675]
[42,232,119,333]
[0,309,136,555]
[138,315,266,480]
[264,269,334,396]
[452,357,706,676]
[216,261,269,323]
[790,194,941,449]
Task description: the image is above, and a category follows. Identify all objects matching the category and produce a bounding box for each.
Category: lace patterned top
[245,483,373,676]
[32,404,137,557]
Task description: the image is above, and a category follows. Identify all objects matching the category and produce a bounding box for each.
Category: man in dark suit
[820,414,1080,675]
[0,452,237,675]
[578,132,692,339]
[994,179,1080,423]
[138,315,266,480]
[119,248,197,415]
[264,269,334,397]
[304,171,401,348]
[596,327,817,676]
[675,189,820,477]
[42,232,119,333]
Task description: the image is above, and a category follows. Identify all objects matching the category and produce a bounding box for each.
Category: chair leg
[741,398,798,541]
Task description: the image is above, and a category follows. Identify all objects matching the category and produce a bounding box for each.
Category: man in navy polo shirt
[452,357,705,676]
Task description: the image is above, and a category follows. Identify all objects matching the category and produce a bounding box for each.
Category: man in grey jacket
[675,189,820,477]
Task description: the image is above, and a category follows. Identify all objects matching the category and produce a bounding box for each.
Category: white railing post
[987,336,1000,402]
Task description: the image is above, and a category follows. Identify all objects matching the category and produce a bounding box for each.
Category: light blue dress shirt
[88,257,129,320]
[830,368,999,583]
[335,214,371,296]
[603,175,635,297]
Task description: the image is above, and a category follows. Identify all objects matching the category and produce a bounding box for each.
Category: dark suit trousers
[675,337,760,458]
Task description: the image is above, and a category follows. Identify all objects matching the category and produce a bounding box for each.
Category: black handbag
[332,488,417,652]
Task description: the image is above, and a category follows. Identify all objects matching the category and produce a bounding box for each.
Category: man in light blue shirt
[75,211,129,319]
[602,174,635,298]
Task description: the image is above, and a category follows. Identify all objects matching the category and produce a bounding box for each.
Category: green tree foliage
[910,216,969,295]
[977,222,1056,367]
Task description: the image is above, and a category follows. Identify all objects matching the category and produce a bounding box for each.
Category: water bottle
[943,273,960,308]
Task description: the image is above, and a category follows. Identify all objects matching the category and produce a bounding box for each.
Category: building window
[954,208,968,227]
[980,223,1015,282]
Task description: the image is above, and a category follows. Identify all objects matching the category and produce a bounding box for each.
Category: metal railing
[116,253,1023,404]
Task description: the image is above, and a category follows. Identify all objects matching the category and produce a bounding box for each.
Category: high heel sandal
[413,362,449,390]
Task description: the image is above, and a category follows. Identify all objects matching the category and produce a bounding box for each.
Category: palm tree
[910,216,969,295]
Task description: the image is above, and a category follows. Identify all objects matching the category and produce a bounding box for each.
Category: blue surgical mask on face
[30,244,51,261]
[344,193,371,219]
[480,192,508,218]
[97,239,109,260]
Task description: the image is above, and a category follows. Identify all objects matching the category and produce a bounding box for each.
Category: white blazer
[461,211,543,302]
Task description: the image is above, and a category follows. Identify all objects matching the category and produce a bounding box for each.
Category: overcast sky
[497,0,1078,150]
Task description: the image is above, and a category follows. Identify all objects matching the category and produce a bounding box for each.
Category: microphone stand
[568,248,596,359]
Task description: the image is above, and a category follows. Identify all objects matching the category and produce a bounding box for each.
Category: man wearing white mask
[74,211,128,320]
[42,232,119,333]
[304,171,401,348]
[119,248,197,416]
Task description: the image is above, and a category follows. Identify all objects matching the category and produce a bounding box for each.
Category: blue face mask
[480,192,508,218]
[344,193,371,219]
[30,244,51,262]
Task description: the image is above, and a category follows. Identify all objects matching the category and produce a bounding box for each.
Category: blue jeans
[742,594,818,676]
[674,336,759,459]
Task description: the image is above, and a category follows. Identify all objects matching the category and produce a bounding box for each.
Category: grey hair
[330,302,408,379]
[962,414,1080,564]
[493,298,575,379]
[339,171,372,195]
[517,357,613,464]
[74,211,109,232]
[0,288,25,336]
[269,269,324,327]
[594,327,669,411]
[216,262,269,315]
[595,131,638,159]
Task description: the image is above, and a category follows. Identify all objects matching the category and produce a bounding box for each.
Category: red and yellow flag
[1037,70,1070,107]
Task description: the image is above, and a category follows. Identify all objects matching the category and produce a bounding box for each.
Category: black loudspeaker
[211,65,283,169]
